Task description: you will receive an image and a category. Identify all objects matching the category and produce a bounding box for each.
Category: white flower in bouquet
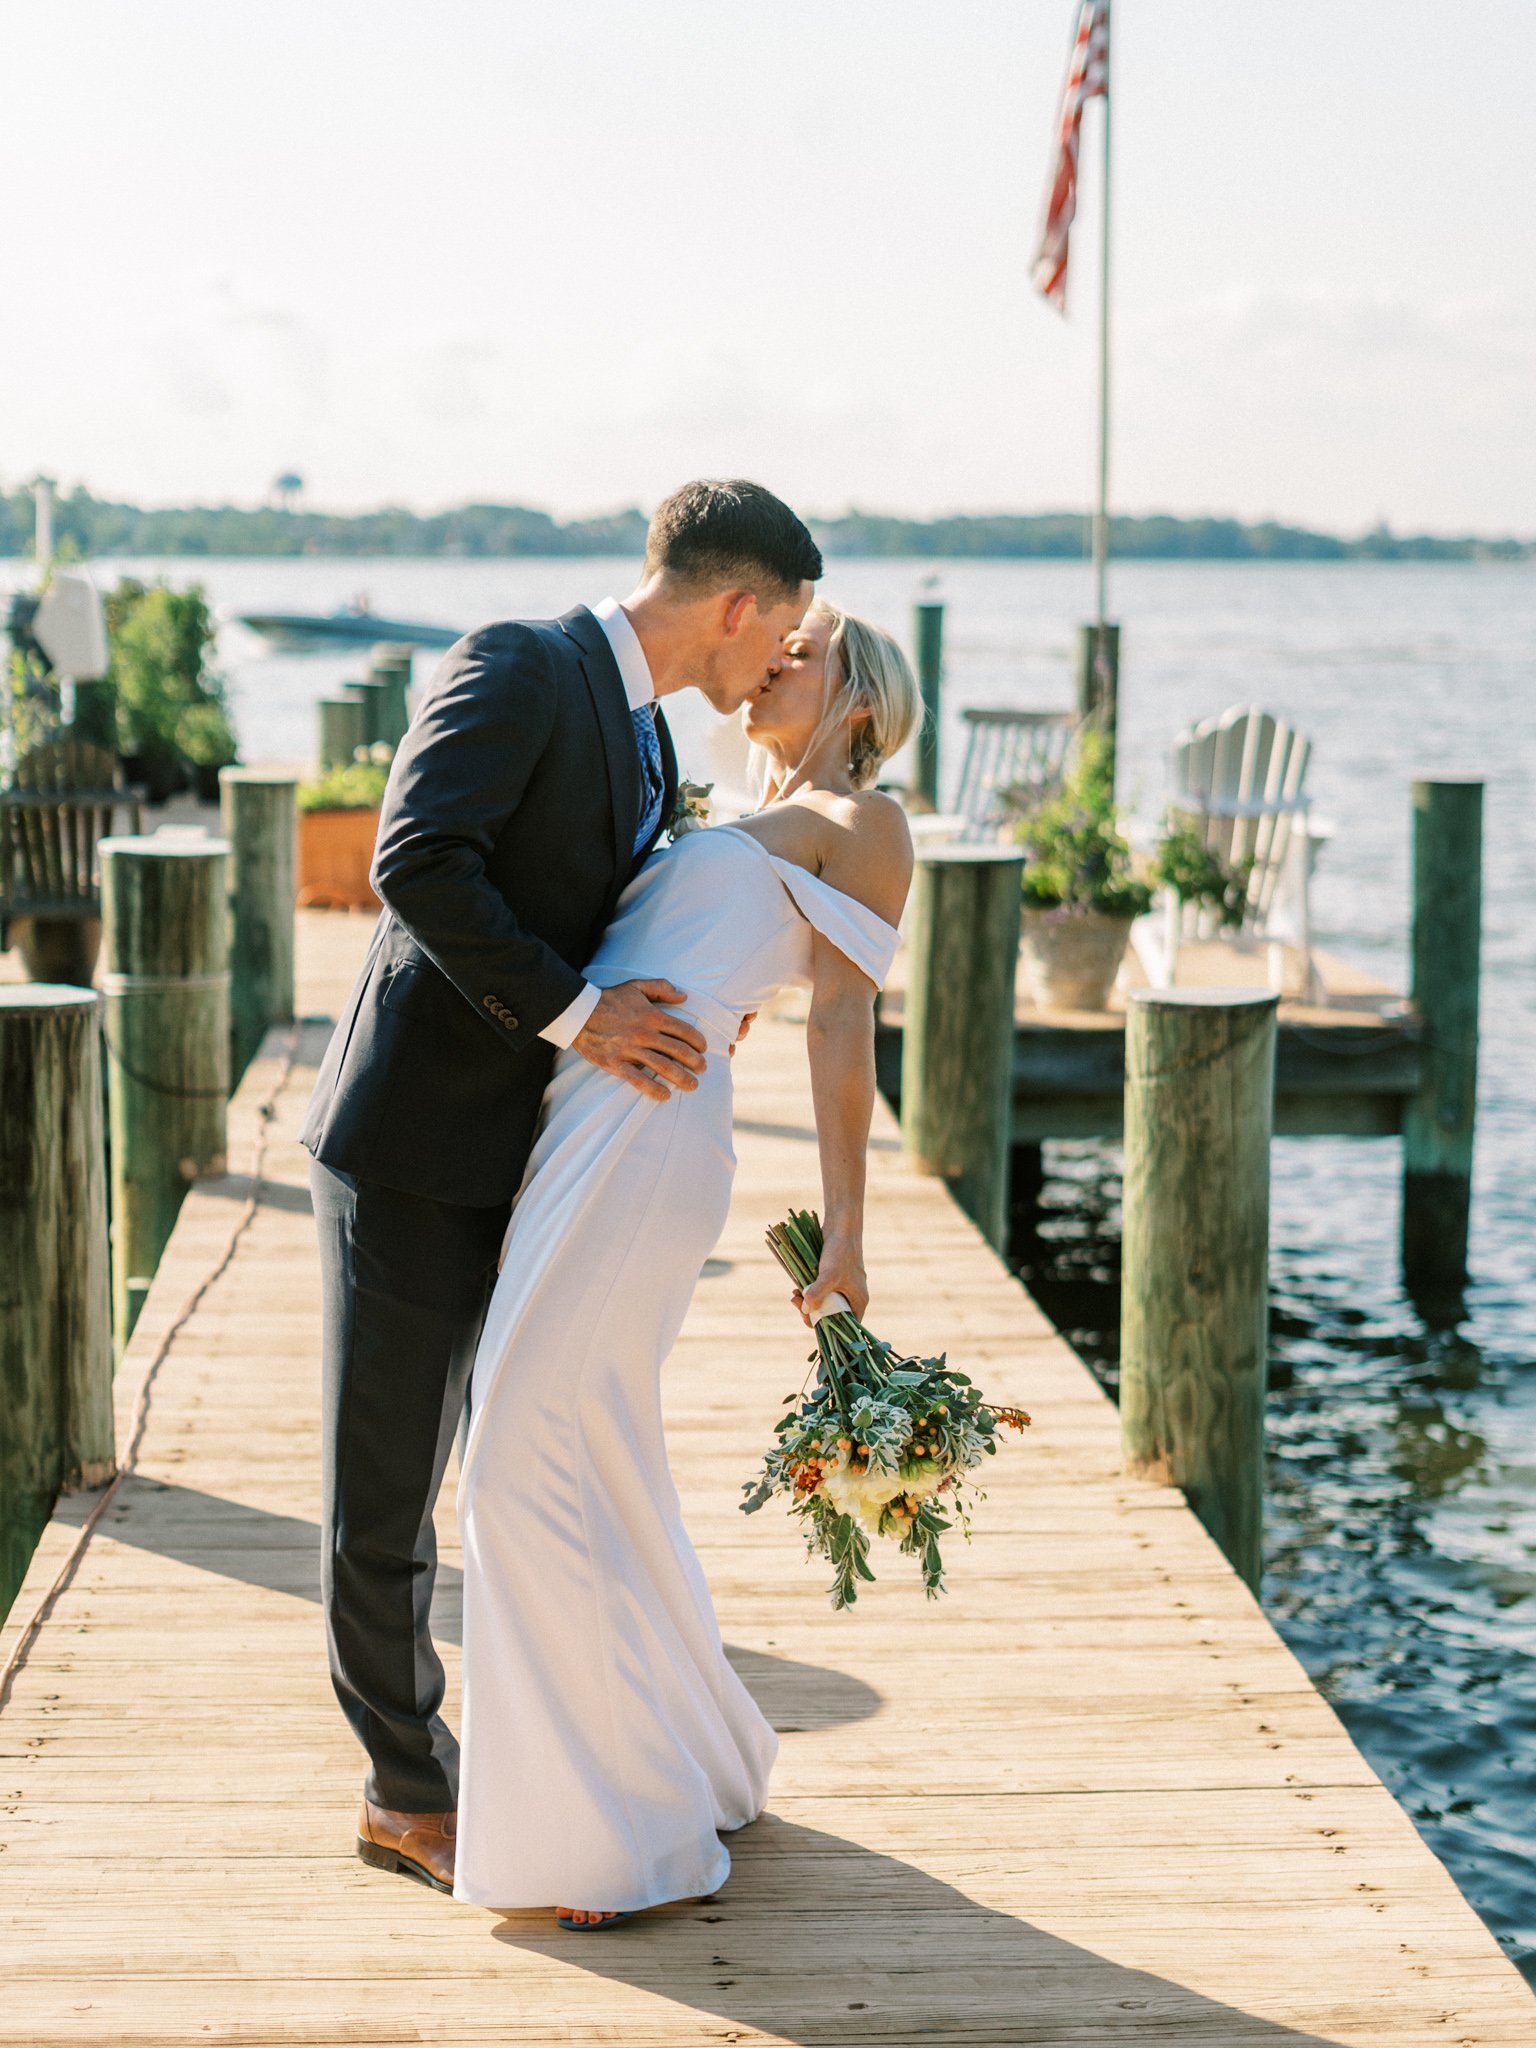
[822,1457,907,1532]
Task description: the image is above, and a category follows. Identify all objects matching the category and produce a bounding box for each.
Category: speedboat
[232,599,462,651]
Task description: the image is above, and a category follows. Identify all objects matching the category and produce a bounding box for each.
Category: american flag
[1031,0,1110,312]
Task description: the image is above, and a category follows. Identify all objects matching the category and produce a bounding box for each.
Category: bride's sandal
[556,1909,637,1932]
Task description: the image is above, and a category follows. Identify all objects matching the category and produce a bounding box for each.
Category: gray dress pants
[310,1156,511,1811]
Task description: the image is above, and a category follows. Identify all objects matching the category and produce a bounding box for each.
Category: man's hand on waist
[573,981,708,1103]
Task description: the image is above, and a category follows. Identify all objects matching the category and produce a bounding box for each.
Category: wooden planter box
[297,807,382,911]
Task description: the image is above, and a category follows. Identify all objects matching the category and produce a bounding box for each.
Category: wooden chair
[0,737,144,982]
[1162,704,1320,993]
[910,707,1079,846]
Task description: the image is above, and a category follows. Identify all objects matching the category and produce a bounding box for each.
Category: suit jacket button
[504,1015,518,1030]
[481,994,496,1011]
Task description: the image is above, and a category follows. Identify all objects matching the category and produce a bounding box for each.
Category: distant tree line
[2,483,1527,562]
[820,511,1531,562]
[0,486,651,559]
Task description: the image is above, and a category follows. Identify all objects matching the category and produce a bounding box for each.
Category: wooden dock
[879,935,1424,1141]
[2,909,1530,2045]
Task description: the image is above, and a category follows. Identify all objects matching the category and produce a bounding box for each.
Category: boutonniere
[664,779,714,839]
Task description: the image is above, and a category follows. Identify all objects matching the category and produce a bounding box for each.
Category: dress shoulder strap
[763,856,900,989]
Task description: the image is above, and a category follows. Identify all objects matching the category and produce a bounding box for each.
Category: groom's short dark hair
[645,479,822,602]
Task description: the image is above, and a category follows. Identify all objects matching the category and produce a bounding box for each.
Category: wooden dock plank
[1,910,1529,2045]
[878,931,1424,1138]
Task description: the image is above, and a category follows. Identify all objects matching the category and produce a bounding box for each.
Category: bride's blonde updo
[807,598,923,790]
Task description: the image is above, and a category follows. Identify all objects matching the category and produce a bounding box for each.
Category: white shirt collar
[590,597,656,713]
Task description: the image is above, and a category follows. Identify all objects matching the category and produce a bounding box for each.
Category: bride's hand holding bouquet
[794,1224,868,1326]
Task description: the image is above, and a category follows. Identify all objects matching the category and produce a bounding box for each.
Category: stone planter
[296,807,382,912]
[1020,906,1136,1012]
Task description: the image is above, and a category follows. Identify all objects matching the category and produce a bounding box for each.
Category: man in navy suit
[302,480,821,1892]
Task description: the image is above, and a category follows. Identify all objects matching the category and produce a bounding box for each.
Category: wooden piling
[0,987,113,1612]
[343,680,390,746]
[1075,622,1120,779]
[317,697,367,772]
[368,645,414,749]
[100,837,230,1347]
[911,602,943,809]
[1402,779,1482,1289]
[1120,987,1277,1594]
[220,769,296,1080]
[900,847,1024,1250]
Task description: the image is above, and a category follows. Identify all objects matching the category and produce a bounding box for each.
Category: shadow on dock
[490,1817,1343,2046]
[193,1174,316,1215]
[83,1478,883,1728]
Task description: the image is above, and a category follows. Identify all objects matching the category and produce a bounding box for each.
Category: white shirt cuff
[539,980,601,1048]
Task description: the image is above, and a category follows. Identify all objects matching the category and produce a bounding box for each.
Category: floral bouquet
[741,1209,1030,1609]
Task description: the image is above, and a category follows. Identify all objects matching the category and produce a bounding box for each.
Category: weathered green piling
[344,680,390,746]
[0,986,114,1614]
[900,847,1024,1251]
[317,697,368,772]
[369,645,415,748]
[912,602,944,810]
[220,769,297,1079]
[1075,622,1120,779]
[1120,988,1277,1594]
[1402,779,1483,1289]
[100,837,230,1348]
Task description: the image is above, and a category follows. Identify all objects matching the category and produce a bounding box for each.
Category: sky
[4,1,1533,534]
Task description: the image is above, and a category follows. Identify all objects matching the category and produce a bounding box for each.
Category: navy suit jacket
[300,605,677,1207]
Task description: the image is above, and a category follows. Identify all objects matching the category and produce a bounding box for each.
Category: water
[8,554,1533,1978]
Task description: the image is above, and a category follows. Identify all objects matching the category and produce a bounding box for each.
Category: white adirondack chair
[908,707,1079,847]
[1159,704,1322,996]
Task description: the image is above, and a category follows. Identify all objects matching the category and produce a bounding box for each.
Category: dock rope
[100,972,239,1101]
[0,1022,303,1714]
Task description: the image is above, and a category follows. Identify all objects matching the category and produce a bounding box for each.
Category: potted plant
[176,701,240,803]
[297,748,392,910]
[108,579,236,804]
[1015,731,1153,1011]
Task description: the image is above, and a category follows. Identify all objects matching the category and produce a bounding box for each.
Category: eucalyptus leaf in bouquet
[743,1210,1029,1609]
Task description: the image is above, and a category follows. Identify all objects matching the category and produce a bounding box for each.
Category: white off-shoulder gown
[454,825,899,1911]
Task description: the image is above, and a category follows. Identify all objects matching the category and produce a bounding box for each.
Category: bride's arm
[798,793,916,1325]
[799,936,880,1325]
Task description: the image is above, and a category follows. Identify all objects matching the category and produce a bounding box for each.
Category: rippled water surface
[10,554,1530,1978]
[1015,1132,1536,1985]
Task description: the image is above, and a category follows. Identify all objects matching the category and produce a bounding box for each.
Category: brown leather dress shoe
[356,1800,456,1894]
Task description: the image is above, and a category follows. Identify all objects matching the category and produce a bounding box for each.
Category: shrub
[4,645,60,763]
[175,700,239,768]
[1016,731,1154,920]
[298,753,391,812]
[108,579,236,767]
[1153,825,1254,930]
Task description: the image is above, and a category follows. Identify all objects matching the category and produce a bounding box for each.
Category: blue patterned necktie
[631,701,664,855]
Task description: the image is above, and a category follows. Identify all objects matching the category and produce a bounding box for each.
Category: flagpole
[1093,28,1111,635]
[1040,0,1120,773]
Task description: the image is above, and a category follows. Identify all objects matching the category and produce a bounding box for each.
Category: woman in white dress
[454,600,920,1926]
